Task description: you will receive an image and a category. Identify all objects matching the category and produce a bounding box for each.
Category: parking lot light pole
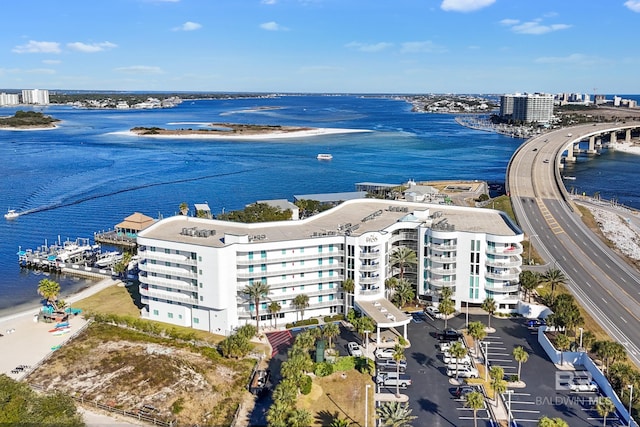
[579,327,583,351]
[365,384,371,427]
[364,330,371,352]
[483,341,490,378]
[629,384,634,427]
[506,389,514,426]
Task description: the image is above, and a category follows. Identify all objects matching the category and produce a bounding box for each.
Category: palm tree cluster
[467,321,487,357]
[591,340,627,378]
[545,294,584,338]
[537,416,568,426]
[346,309,374,345]
[438,286,456,328]
[538,268,566,305]
[267,331,316,427]
[391,279,415,309]
[218,324,257,359]
[375,401,417,427]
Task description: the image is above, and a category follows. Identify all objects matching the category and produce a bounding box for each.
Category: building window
[282,275,286,280]
[282,249,286,255]
[248,251,254,260]
[318,258,323,265]
[261,250,266,258]
[300,247,304,253]
[319,271,323,278]
[301,272,305,278]
[200,296,203,301]
[318,295,323,302]
[318,245,322,253]
[198,256,202,262]
[300,285,305,290]
[318,283,323,290]
[153,309,159,316]
[329,244,334,252]
[261,264,267,272]
[178,314,183,319]
[193,318,200,324]
[301,260,305,266]
[168,313,174,319]
[199,269,203,275]
[261,302,267,310]
[329,283,334,289]
[282,287,286,293]
[282,262,286,267]
[329,257,334,264]
[249,265,254,273]
[199,282,203,288]
[329,270,334,277]
[329,294,334,301]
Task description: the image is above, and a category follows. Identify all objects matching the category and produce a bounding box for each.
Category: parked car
[443,353,472,365]
[446,361,472,371]
[447,366,479,378]
[437,328,462,341]
[526,318,546,328]
[570,379,599,393]
[453,385,477,399]
[347,342,363,357]
[425,306,443,318]
[375,348,398,360]
[376,358,407,372]
[376,372,412,388]
[439,340,462,352]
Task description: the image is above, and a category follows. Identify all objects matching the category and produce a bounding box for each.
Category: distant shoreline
[124,124,371,140]
[0,124,58,131]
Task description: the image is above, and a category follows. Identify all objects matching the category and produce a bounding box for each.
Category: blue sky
[2,0,640,94]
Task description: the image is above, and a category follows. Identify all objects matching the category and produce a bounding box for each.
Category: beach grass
[73,283,140,318]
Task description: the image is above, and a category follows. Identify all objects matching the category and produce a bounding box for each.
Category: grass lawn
[297,370,375,427]
[73,283,141,317]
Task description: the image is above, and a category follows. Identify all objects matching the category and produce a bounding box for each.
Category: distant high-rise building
[500,93,554,123]
[0,93,19,106]
[21,89,50,105]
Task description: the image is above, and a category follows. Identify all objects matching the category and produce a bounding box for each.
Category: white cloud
[624,0,640,12]
[441,0,495,12]
[502,18,571,35]
[25,68,56,74]
[345,41,393,53]
[42,59,61,65]
[261,0,277,4]
[535,53,601,66]
[172,21,202,31]
[115,65,163,74]
[260,21,288,31]
[12,40,61,54]
[67,41,117,53]
[400,41,446,54]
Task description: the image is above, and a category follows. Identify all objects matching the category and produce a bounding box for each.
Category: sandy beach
[112,126,371,140]
[609,141,640,155]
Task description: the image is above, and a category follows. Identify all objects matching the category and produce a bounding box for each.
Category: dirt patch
[27,323,255,426]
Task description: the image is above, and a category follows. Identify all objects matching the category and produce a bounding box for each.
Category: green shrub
[299,375,312,395]
[333,356,356,372]
[323,314,345,323]
[314,362,335,377]
[509,374,519,382]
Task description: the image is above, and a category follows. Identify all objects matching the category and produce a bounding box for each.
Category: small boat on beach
[4,209,19,220]
[317,153,333,160]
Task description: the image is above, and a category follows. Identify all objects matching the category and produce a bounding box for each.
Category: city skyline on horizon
[2,0,640,94]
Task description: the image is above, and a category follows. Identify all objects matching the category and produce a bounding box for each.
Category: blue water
[1,94,638,313]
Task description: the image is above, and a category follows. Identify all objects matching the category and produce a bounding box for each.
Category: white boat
[95,251,123,268]
[563,176,577,181]
[4,209,19,220]
[317,153,333,160]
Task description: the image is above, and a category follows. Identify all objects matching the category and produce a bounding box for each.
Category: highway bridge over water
[507,121,640,367]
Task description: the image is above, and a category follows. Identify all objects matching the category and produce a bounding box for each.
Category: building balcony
[484,283,520,293]
[429,267,457,275]
[237,299,344,318]
[235,250,344,265]
[360,263,381,272]
[430,255,457,263]
[140,287,198,304]
[486,243,523,256]
[359,251,382,260]
[139,250,197,266]
[140,275,196,292]
[486,256,522,268]
[359,275,381,285]
[485,269,521,281]
[359,287,382,296]
[426,278,456,288]
[237,264,344,279]
[430,243,457,252]
[140,263,197,279]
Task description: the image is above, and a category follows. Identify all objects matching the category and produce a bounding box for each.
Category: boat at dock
[4,209,19,220]
[317,153,333,160]
[94,251,123,268]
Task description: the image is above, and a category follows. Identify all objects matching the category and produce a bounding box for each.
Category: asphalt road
[507,122,640,367]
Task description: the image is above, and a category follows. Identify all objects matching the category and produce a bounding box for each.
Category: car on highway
[375,348,399,360]
[376,372,412,388]
[447,365,479,378]
[347,342,363,357]
[570,379,599,393]
[437,328,462,341]
[376,358,407,372]
[543,159,550,163]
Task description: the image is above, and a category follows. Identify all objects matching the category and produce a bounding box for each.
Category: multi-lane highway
[507,122,640,366]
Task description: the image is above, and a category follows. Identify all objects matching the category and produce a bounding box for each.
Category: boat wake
[15,168,259,218]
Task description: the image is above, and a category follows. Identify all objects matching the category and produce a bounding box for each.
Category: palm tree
[519,270,538,302]
[537,416,569,427]
[440,285,453,300]
[268,301,281,329]
[322,322,340,349]
[330,418,351,427]
[595,397,615,427]
[555,333,571,366]
[342,278,355,311]
[179,201,189,215]
[481,297,497,329]
[490,366,506,407]
[593,340,627,377]
[438,287,455,328]
[449,341,467,379]
[467,321,487,356]
[392,344,405,397]
[375,401,417,427]
[292,294,310,322]
[242,281,271,333]
[390,246,417,280]
[392,279,415,309]
[266,399,290,427]
[539,268,566,304]
[37,278,61,310]
[385,277,398,299]
[464,391,485,427]
[513,346,529,381]
[287,408,313,427]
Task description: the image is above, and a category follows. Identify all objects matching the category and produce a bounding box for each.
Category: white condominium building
[21,89,50,105]
[0,93,20,106]
[500,92,554,123]
[137,199,523,337]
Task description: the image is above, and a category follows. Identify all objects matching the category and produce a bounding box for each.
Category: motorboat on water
[95,251,123,268]
[4,209,19,220]
[563,176,577,181]
[317,153,333,160]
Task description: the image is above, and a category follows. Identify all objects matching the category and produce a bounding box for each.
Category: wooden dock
[94,230,137,249]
